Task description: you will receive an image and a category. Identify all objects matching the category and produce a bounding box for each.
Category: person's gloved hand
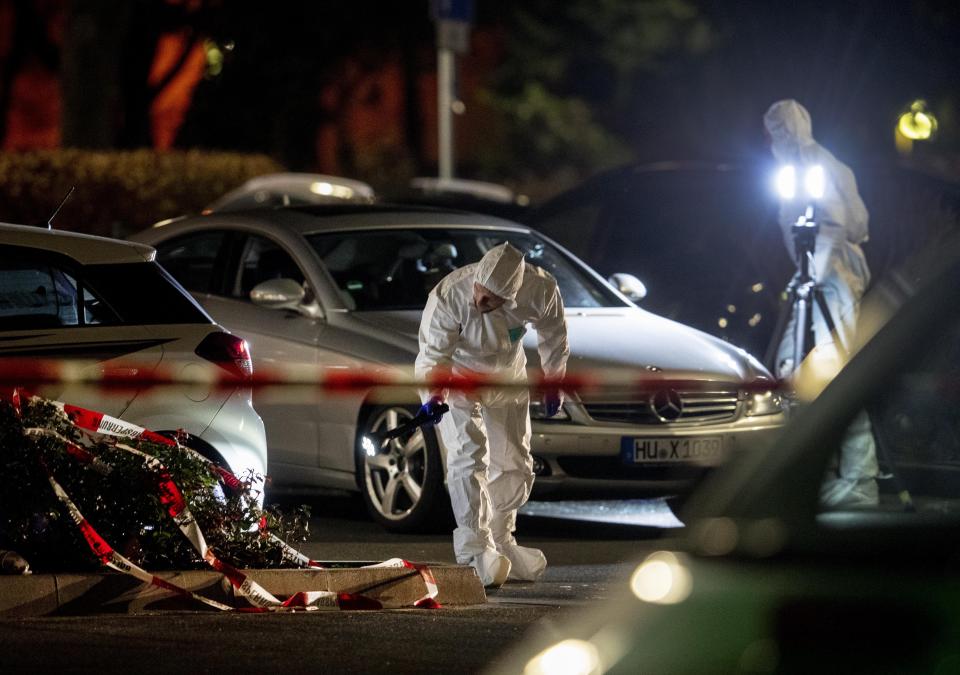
[419,395,446,425]
[543,389,563,418]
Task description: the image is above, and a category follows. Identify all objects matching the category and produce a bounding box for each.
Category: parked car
[131,204,784,531]
[205,172,376,213]
[528,159,960,364]
[387,177,532,221]
[490,234,960,675]
[0,223,267,493]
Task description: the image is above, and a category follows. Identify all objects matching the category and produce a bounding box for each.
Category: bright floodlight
[361,435,377,457]
[804,164,825,200]
[774,164,796,200]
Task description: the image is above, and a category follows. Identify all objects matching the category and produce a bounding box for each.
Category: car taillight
[195,331,253,380]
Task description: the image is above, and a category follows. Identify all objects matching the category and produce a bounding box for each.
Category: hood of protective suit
[764,99,815,163]
[475,243,525,302]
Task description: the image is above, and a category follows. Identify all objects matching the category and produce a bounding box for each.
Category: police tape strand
[0,358,780,394]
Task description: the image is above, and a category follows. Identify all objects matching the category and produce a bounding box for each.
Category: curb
[0,562,487,616]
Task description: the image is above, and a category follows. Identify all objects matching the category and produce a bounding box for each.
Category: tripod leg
[764,292,793,373]
[812,287,848,361]
[793,292,815,367]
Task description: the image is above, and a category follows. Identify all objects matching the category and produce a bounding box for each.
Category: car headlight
[529,400,569,420]
[745,390,783,416]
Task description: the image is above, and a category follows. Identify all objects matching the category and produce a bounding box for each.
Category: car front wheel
[355,405,450,533]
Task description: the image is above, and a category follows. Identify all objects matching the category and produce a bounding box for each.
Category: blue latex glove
[543,389,563,417]
[419,395,446,425]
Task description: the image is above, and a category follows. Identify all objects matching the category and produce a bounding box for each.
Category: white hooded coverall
[415,243,569,585]
[764,99,878,507]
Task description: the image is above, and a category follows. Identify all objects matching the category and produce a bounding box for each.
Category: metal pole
[437,47,454,180]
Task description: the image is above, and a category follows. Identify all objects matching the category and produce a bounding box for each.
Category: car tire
[355,404,451,533]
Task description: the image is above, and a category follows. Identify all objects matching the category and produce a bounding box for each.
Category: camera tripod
[785,205,847,370]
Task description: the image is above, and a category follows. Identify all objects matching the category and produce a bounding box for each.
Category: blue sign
[430,0,474,23]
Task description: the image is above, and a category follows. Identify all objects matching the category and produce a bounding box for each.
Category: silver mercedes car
[131,205,785,531]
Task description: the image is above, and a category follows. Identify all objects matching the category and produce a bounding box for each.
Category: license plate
[620,436,727,466]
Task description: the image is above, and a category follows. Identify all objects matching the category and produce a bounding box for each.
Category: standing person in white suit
[764,99,878,508]
[415,242,569,587]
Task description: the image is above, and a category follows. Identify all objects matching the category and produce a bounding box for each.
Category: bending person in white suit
[415,242,569,587]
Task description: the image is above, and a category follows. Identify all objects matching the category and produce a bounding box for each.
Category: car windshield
[306,228,626,311]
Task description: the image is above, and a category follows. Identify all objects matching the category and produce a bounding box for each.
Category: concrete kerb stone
[0,563,487,616]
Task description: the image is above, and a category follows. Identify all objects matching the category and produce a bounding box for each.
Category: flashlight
[361,403,450,456]
[774,164,824,201]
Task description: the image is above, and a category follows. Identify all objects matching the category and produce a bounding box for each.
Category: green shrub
[0,149,283,239]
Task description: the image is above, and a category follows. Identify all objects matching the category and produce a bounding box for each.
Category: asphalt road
[0,496,682,675]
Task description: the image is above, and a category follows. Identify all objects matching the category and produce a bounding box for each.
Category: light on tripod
[773,164,825,201]
[804,165,825,200]
[774,165,796,200]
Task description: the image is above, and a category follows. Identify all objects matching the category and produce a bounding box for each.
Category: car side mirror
[608,273,647,302]
[251,278,326,319]
[250,278,306,310]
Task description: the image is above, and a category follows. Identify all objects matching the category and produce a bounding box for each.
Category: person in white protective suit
[415,242,569,587]
[764,99,879,508]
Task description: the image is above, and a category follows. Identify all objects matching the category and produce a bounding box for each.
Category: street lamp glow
[898,100,938,141]
[774,164,796,200]
[804,165,825,200]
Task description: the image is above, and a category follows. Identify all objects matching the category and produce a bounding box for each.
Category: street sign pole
[437,46,455,180]
[431,0,473,181]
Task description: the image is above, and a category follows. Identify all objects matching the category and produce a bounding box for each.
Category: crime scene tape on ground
[16,392,441,612]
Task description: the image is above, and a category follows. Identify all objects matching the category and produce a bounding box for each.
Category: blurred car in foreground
[529,160,960,363]
[205,172,376,213]
[0,223,267,490]
[132,204,784,532]
[491,235,960,675]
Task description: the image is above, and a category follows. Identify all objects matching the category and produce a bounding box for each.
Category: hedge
[0,149,284,239]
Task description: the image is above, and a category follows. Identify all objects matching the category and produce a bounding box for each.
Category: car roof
[206,172,377,212]
[408,177,516,203]
[148,203,534,238]
[0,222,155,265]
[235,172,375,195]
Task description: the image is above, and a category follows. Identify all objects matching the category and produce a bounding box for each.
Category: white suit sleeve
[533,280,570,379]
[415,290,460,383]
[834,160,869,244]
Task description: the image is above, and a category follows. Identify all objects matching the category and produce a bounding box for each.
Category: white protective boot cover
[499,542,547,582]
[491,511,547,582]
[470,548,512,588]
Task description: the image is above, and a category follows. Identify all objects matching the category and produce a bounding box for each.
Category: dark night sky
[1,0,957,185]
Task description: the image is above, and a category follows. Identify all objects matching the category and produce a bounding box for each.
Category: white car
[0,223,267,491]
[205,173,376,213]
[131,205,785,532]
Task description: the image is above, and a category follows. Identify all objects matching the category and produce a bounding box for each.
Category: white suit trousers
[436,390,534,563]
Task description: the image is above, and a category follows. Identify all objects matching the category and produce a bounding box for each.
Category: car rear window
[82,262,211,325]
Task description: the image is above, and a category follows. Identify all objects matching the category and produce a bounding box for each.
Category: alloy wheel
[362,407,430,521]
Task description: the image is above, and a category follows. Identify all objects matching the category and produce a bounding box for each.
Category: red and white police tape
[0,358,780,395]
[12,389,440,612]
